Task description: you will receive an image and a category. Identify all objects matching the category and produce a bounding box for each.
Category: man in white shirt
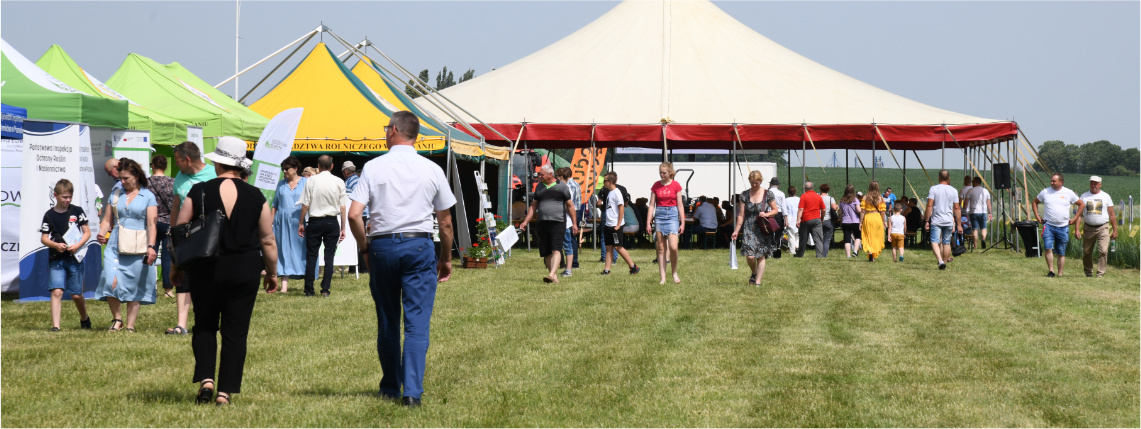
[1075,176,1117,278]
[1032,173,1083,278]
[924,170,963,270]
[782,186,801,254]
[348,111,455,408]
[959,175,974,206]
[965,177,992,247]
[298,155,347,297]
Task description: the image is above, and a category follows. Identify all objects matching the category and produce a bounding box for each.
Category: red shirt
[798,190,824,221]
[651,180,683,207]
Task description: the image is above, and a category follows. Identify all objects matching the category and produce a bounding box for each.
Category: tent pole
[903,149,907,199]
[216,27,320,88]
[787,150,791,188]
[801,140,806,190]
[845,149,849,187]
[911,150,934,186]
[871,131,876,182]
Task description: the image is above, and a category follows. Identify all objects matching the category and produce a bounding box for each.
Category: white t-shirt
[604,189,623,228]
[782,196,800,219]
[1080,191,1114,226]
[768,187,785,214]
[927,184,959,227]
[960,185,973,201]
[821,195,835,221]
[1036,187,1080,227]
[349,145,456,236]
[966,186,990,214]
[889,214,906,234]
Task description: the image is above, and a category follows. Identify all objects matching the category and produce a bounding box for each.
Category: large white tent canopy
[430,0,1017,150]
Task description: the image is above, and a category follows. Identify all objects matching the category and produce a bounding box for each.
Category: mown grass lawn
[2,246,1137,427]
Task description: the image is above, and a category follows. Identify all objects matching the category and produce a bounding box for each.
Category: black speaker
[993,163,1011,190]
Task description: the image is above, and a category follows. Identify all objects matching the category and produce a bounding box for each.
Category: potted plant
[463,215,508,268]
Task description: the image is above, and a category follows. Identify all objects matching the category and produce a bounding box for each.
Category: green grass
[2,247,1138,427]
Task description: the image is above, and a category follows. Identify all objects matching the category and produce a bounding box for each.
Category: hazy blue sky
[2,1,1138,168]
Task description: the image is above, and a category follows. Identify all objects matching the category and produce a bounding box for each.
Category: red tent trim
[457,122,1018,150]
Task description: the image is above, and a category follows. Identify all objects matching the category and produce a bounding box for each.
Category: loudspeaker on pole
[993,163,1011,190]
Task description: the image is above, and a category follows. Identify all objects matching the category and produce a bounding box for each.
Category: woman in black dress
[175,137,279,405]
[731,170,780,286]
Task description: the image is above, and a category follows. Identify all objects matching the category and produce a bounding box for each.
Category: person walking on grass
[272,156,307,293]
[818,184,839,257]
[348,111,456,408]
[732,170,781,286]
[795,182,826,258]
[166,141,216,336]
[924,170,963,270]
[520,164,577,283]
[181,138,280,406]
[1032,173,1083,278]
[838,184,862,258]
[888,203,907,262]
[601,172,640,275]
[556,167,582,276]
[148,155,175,300]
[860,181,887,262]
[298,155,347,298]
[965,176,992,248]
[40,179,92,331]
[95,158,158,332]
[1075,176,1118,278]
[647,162,685,285]
[782,186,801,254]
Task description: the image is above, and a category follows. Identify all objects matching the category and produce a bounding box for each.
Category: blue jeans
[49,258,83,296]
[969,214,988,231]
[562,228,579,268]
[1042,224,1070,254]
[930,224,953,244]
[368,236,437,399]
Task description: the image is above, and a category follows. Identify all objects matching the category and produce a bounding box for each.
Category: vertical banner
[110,130,152,175]
[570,147,607,204]
[186,126,204,161]
[1,106,26,293]
[249,108,303,201]
[18,122,101,301]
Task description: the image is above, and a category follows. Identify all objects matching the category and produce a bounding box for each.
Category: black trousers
[305,217,339,294]
[190,253,261,394]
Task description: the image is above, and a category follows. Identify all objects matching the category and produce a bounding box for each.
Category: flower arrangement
[465,215,507,261]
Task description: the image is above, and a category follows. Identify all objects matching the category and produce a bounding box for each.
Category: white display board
[316,215,359,270]
[1,136,23,292]
[110,129,152,176]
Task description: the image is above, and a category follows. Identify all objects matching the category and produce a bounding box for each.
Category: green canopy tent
[35,44,190,145]
[105,53,267,147]
[0,39,127,128]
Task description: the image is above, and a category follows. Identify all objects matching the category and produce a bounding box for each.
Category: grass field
[2,246,1138,427]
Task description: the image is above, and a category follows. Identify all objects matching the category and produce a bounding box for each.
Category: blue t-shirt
[174,166,218,202]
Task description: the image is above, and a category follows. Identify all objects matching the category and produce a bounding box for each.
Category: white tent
[429,0,1017,150]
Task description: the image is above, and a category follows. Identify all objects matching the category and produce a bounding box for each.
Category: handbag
[169,186,226,269]
[112,190,148,255]
[753,190,782,234]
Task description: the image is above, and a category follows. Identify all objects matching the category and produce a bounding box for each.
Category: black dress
[187,178,267,394]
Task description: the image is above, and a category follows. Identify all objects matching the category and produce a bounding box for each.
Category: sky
[2,1,1138,169]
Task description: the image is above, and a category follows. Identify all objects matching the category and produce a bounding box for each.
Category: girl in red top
[646,162,685,284]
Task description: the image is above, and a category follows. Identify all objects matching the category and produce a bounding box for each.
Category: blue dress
[96,188,158,304]
[273,177,307,276]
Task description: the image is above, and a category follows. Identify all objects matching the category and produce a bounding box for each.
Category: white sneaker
[561,270,573,277]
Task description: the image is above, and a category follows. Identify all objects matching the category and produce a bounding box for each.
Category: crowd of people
[34,119,1119,407]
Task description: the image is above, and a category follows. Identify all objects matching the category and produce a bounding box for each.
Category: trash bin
[1014,221,1040,258]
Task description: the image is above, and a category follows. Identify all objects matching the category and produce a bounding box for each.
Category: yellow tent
[250,43,449,154]
[349,59,507,160]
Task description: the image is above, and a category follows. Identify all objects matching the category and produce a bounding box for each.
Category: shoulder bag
[754,190,781,234]
[170,186,226,269]
[112,190,148,255]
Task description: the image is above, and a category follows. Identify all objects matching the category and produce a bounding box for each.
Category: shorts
[49,258,83,296]
[890,233,905,248]
[930,224,953,244]
[1042,224,1070,254]
[654,206,680,236]
[536,220,566,257]
[841,223,861,243]
[970,213,988,230]
[603,225,624,247]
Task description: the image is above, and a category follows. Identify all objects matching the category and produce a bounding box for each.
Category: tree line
[404,67,476,98]
[1034,140,1139,177]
